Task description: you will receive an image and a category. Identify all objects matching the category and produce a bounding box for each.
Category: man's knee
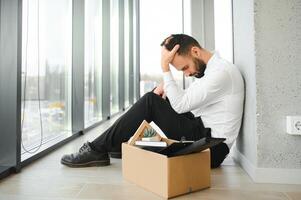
[141,92,161,101]
[144,91,157,97]
[138,92,168,109]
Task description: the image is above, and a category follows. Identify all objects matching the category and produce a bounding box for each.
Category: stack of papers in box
[135,140,167,147]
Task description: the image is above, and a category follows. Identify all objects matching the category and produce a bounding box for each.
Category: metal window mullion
[128,0,134,104]
[181,0,186,89]
[134,0,140,100]
[16,0,22,172]
[203,0,215,50]
[101,0,111,119]
[118,0,125,110]
[0,0,22,173]
[72,0,85,132]
[0,0,1,39]
[231,0,235,63]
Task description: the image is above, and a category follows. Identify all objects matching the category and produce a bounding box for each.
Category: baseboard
[232,147,257,182]
[233,147,301,184]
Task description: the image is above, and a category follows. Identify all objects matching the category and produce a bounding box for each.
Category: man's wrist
[161,63,170,72]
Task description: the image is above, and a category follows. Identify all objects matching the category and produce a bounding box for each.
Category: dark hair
[160,34,202,55]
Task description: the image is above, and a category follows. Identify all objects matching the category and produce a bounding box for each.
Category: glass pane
[124,0,130,108]
[214,0,233,62]
[84,0,103,127]
[110,0,120,114]
[139,0,183,96]
[21,0,72,159]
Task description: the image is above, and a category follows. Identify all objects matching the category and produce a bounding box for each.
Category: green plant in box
[143,127,156,137]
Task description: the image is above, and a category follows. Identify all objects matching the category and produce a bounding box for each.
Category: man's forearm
[161,63,170,72]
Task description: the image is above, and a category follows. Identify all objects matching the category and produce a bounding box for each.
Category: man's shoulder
[210,58,241,79]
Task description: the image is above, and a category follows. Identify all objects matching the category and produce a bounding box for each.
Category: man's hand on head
[161,44,180,72]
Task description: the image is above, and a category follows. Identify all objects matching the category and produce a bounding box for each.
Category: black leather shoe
[109,151,122,159]
[61,142,110,167]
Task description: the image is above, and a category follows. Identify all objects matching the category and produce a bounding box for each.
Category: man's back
[191,52,244,148]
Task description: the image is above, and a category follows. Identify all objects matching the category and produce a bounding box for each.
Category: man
[61,34,244,168]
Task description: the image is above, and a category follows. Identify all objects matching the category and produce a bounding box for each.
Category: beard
[191,58,206,78]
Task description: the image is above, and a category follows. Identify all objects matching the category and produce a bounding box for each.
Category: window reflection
[84,0,103,127]
[21,0,72,157]
[110,0,120,114]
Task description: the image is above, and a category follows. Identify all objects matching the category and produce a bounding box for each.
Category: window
[110,0,120,114]
[21,0,72,159]
[84,0,103,127]
[1,0,140,176]
[214,0,233,62]
[139,0,184,96]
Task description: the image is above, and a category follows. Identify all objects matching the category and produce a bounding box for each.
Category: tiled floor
[0,115,301,200]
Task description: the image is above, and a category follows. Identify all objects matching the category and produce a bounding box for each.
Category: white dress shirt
[163,52,244,148]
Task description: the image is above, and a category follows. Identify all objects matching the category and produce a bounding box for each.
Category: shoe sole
[61,159,110,168]
[109,152,122,159]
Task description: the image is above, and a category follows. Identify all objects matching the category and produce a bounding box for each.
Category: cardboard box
[122,143,211,199]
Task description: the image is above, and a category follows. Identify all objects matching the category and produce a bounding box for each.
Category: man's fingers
[170,44,180,55]
[161,44,180,56]
[161,44,180,71]
[165,36,172,44]
[161,46,168,54]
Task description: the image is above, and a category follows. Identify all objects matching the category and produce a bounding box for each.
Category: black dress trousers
[91,92,228,168]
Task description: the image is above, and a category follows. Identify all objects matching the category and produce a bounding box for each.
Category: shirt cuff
[163,71,174,83]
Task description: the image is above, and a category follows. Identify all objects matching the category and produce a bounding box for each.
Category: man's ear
[190,46,201,57]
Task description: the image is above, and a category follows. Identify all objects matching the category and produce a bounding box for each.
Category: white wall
[233,0,257,167]
[233,0,301,184]
[255,0,301,168]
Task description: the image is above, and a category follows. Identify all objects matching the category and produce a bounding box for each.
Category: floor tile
[285,192,301,200]
[174,188,289,200]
